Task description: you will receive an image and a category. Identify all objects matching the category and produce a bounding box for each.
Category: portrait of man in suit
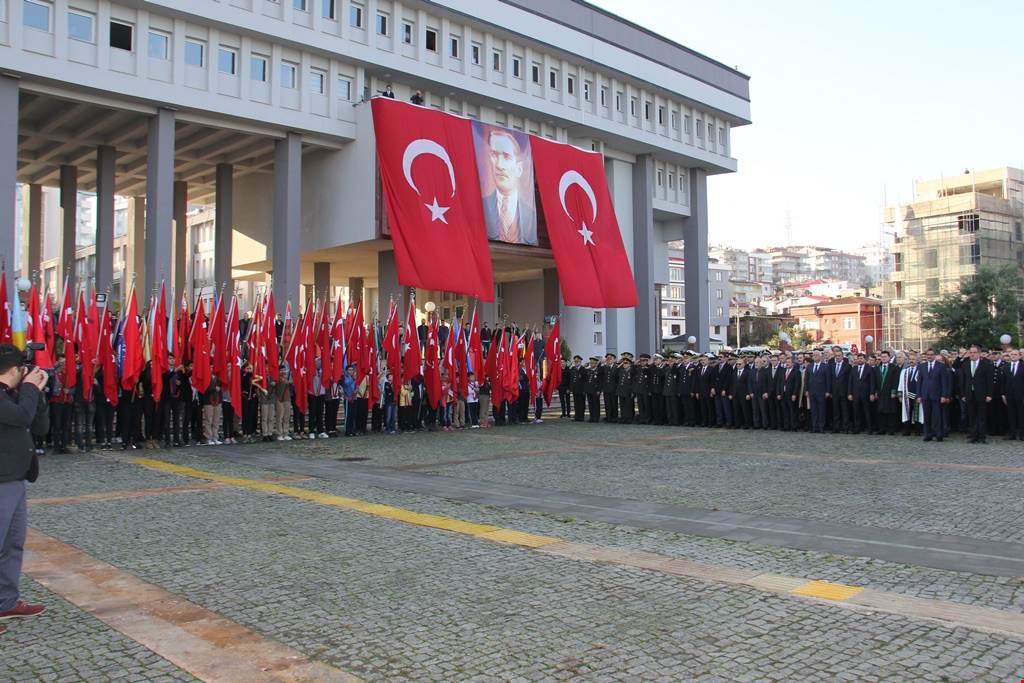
[472,122,538,246]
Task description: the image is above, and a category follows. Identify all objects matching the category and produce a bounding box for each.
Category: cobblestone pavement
[6,422,1024,682]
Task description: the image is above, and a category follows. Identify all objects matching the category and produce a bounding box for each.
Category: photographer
[0,343,50,632]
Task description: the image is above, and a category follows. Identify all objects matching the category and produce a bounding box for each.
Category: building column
[313,261,331,301]
[348,277,364,305]
[214,163,233,294]
[173,180,188,303]
[683,168,710,352]
[60,164,78,293]
[0,77,16,274]
[542,268,559,321]
[130,197,145,297]
[376,250,402,321]
[632,154,656,355]
[603,157,635,357]
[26,184,42,279]
[272,132,301,310]
[145,108,175,307]
[95,145,116,295]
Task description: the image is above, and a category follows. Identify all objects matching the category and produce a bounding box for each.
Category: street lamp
[1000,333,1012,350]
[686,335,696,352]
[865,335,874,354]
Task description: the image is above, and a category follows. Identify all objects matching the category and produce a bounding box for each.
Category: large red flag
[350,300,366,382]
[371,98,494,300]
[97,303,118,406]
[287,300,312,415]
[74,290,94,400]
[150,282,169,403]
[542,318,562,406]
[120,284,144,391]
[402,296,421,382]
[61,316,76,391]
[190,299,211,394]
[263,292,279,382]
[174,289,190,363]
[56,276,74,341]
[0,269,11,344]
[467,307,483,381]
[383,300,400,386]
[319,299,335,385]
[503,331,519,402]
[330,299,346,384]
[524,331,536,404]
[27,286,53,369]
[209,293,226,380]
[367,323,381,406]
[424,319,442,408]
[530,137,638,308]
[226,296,242,410]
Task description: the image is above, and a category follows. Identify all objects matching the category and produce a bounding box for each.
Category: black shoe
[923,436,932,442]
[936,437,943,442]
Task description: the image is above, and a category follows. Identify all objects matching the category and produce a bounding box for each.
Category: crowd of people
[555,344,1024,443]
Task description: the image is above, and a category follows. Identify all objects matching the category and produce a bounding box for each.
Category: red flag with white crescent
[402,296,421,382]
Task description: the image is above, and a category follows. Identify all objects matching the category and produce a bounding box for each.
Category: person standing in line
[466,372,480,428]
[274,364,293,441]
[342,365,358,437]
[875,350,901,436]
[600,353,618,423]
[804,350,830,434]
[1002,348,1024,440]
[960,344,993,444]
[917,348,952,442]
[383,371,397,435]
[569,355,586,422]
[202,374,223,445]
[258,374,276,442]
[584,356,602,424]
[557,359,571,419]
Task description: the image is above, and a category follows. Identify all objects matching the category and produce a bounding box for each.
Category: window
[425,28,437,52]
[583,80,592,101]
[656,169,663,187]
[184,39,204,67]
[23,0,51,32]
[293,0,306,10]
[280,61,297,89]
[716,289,724,300]
[658,106,665,125]
[491,49,502,72]
[376,12,388,35]
[708,122,714,142]
[308,68,325,94]
[671,324,681,336]
[600,87,607,107]
[512,57,521,78]
[715,271,724,281]
[960,241,981,266]
[644,101,651,120]
[531,63,540,84]
[719,127,727,145]
[218,47,237,75]
[668,266,683,281]
[470,42,481,65]
[684,114,692,134]
[893,252,903,272]
[670,111,678,130]
[615,91,622,111]
[668,286,683,299]
[449,36,460,58]
[696,119,704,138]
[322,0,337,19]
[715,307,724,318]
[668,173,675,190]
[925,278,939,297]
[68,10,95,43]
[549,69,558,89]
[894,281,903,299]
[593,331,603,345]
[147,30,169,59]
[337,76,352,100]
[593,310,602,325]
[957,213,980,233]
[668,305,682,317]
[843,317,854,330]
[714,325,722,336]
[250,54,268,81]
[566,76,575,95]
[1016,221,1023,241]
[109,20,133,51]
[630,97,637,117]
[924,249,938,269]
[349,2,363,28]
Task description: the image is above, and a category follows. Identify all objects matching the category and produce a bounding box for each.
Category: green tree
[922,265,1022,348]
[767,324,813,350]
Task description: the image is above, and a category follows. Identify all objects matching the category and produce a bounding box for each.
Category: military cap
[589,356,600,362]
[621,352,634,359]
[639,353,652,360]
[671,353,682,359]
[653,353,664,360]
[572,355,583,361]
[604,352,616,359]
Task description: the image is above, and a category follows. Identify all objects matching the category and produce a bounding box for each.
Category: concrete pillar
[603,157,635,357]
[173,180,188,303]
[542,268,559,321]
[95,145,116,294]
[313,261,331,301]
[376,250,402,322]
[130,197,145,295]
[214,163,233,294]
[478,285,497,329]
[348,276,364,305]
[145,108,175,307]
[0,77,16,273]
[683,168,710,353]
[632,154,655,355]
[60,164,78,293]
[272,132,301,311]
[26,184,42,278]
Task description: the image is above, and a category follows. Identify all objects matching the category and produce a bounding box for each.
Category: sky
[591,0,1024,251]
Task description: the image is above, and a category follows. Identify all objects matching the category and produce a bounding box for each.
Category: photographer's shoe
[0,601,46,620]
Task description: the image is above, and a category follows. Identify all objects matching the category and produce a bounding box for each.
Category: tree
[922,265,1022,349]
[767,324,813,350]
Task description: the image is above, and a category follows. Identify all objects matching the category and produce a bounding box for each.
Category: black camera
[24,341,46,366]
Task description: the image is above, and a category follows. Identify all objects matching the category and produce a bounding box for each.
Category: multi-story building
[709,245,754,281]
[883,167,1024,349]
[2,0,751,356]
[790,296,883,352]
[661,249,730,347]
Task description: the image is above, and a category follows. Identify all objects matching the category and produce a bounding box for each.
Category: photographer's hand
[25,367,48,390]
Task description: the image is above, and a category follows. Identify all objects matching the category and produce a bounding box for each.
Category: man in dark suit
[748,356,771,429]
[848,353,878,434]
[481,128,538,245]
[730,357,751,429]
[875,350,901,435]
[804,350,830,434]
[1001,348,1024,440]
[777,355,801,431]
[696,355,716,427]
[713,355,733,428]
[828,346,851,433]
[960,344,993,443]
[917,348,952,442]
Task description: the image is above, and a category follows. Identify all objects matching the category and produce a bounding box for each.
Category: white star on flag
[425,197,450,223]
[577,223,595,246]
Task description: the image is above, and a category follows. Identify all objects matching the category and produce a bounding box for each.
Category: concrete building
[709,244,754,281]
[2,0,751,356]
[883,167,1024,349]
[661,249,730,347]
[790,296,883,352]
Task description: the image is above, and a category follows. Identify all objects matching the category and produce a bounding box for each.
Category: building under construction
[883,167,1024,349]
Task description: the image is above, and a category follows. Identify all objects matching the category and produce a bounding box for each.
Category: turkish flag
[150,282,168,403]
[120,284,143,391]
[424,320,442,408]
[402,296,421,383]
[530,137,638,308]
[263,292,279,382]
[189,299,211,395]
[542,318,562,406]
[383,300,400,386]
[371,98,494,301]
[210,294,226,381]
[226,296,242,411]
[97,303,118,406]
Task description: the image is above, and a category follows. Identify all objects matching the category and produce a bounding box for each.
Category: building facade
[1,0,751,355]
[883,167,1024,350]
[790,297,883,352]
[661,249,730,347]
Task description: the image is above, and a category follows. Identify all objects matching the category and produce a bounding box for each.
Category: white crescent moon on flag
[402,139,457,198]
[558,170,598,223]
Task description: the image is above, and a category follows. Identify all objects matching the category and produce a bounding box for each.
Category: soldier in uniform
[649,354,666,425]
[569,355,587,422]
[634,354,652,424]
[617,353,635,423]
[679,353,697,427]
[663,354,680,426]
[584,356,602,423]
[600,353,619,423]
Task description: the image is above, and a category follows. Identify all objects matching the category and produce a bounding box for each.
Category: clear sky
[591,0,1024,251]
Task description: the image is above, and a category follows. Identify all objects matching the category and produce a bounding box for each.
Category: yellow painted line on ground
[791,579,865,602]
[130,458,557,549]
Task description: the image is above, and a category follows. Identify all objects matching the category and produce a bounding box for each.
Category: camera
[24,341,45,366]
